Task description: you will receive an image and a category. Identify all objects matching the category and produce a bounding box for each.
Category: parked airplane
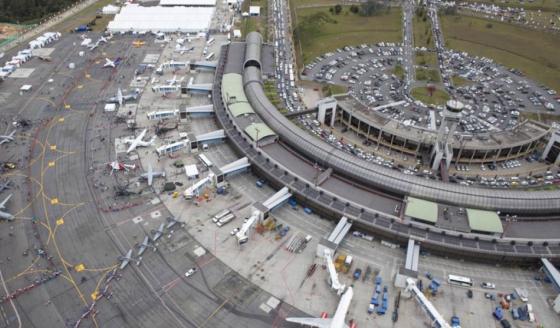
[0,194,14,221]
[118,249,140,270]
[166,216,181,230]
[132,40,145,48]
[0,130,16,145]
[124,129,156,154]
[0,179,11,193]
[140,164,165,186]
[106,87,139,106]
[151,223,165,242]
[88,36,107,51]
[106,161,136,174]
[103,57,122,68]
[174,46,194,54]
[286,287,355,328]
[137,236,156,256]
[165,75,185,86]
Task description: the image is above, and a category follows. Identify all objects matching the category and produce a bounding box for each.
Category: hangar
[107,4,214,33]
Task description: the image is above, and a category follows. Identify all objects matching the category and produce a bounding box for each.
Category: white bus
[205,52,215,61]
[206,37,215,45]
[147,109,179,121]
[216,213,235,227]
[198,154,213,168]
[212,209,231,223]
[448,274,473,287]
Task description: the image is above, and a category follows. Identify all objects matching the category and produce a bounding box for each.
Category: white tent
[107,4,214,33]
[102,5,121,15]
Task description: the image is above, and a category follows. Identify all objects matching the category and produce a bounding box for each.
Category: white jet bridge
[236,187,292,244]
[184,157,251,198]
[316,216,352,258]
[406,278,453,328]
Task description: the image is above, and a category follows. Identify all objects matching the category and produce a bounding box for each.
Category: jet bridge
[236,187,292,244]
[395,239,420,287]
[316,216,352,258]
[196,129,225,145]
[211,157,251,188]
[180,104,214,119]
[190,61,217,71]
[406,278,452,328]
[541,258,560,292]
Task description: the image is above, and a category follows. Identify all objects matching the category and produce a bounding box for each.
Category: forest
[0,0,80,24]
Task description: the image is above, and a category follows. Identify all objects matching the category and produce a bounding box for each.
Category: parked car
[185,267,197,277]
[481,282,496,289]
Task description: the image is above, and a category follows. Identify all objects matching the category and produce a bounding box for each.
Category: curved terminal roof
[241,32,560,214]
[221,73,254,117]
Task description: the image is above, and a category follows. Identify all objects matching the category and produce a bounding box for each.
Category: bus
[206,37,215,45]
[205,52,215,61]
[212,209,231,223]
[216,213,235,227]
[448,274,473,287]
[198,154,213,168]
[147,109,179,121]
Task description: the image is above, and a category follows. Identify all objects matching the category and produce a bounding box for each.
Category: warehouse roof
[222,73,254,117]
[160,0,216,6]
[244,123,276,142]
[405,197,438,224]
[107,4,214,33]
[466,209,503,234]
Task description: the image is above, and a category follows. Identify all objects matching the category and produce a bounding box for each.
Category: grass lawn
[413,8,435,49]
[412,87,450,106]
[452,75,471,87]
[441,14,560,92]
[416,67,441,82]
[323,83,348,96]
[264,80,284,110]
[50,0,114,33]
[293,6,402,65]
[415,52,438,67]
[393,64,405,80]
[240,0,269,38]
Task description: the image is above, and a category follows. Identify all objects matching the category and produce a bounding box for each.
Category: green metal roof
[221,73,254,117]
[244,123,276,142]
[466,209,503,234]
[405,197,438,224]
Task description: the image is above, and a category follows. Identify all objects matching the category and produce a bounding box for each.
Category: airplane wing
[0,194,12,209]
[117,88,124,106]
[285,317,332,328]
[0,138,7,145]
[147,164,153,186]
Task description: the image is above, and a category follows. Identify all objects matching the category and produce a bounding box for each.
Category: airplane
[286,287,355,328]
[0,179,11,193]
[106,87,139,106]
[139,164,165,186]
[103,57,122,68]
[166,216,181,230]
[132,40,145,48]
[151,223,165,242]
[0,130,16,145]
[137,236,156,256]
[124,128,157,154]
[174,45,194,54]
[106,161,136,174]
[118,249,141,270]
[165,75,185,86]
[0,194,14,221]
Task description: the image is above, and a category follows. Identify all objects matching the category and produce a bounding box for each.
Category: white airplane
[0,130,16,145]
[103,57,122,68]
[166,216,181,230]
[124,129,156,154]
[106,161,136,174]
[174,45,194,54]
[165,75,185,86]
[0,180,11,193]
[137,236,155,256]
[118,249,140,270]
[0,194,14,221]
[106,87,139,106]
[140,164,165,186]
[80,38,92,47]
[151,223,165,242]
[286,287,355,328]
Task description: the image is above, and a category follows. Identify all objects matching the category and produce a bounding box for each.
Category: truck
[353,268,362,280]
[74,25,91,33]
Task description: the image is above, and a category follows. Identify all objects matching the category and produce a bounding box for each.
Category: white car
[185,268,197,278]
[481,282,495,289]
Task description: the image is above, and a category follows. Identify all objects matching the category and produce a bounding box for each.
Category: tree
[334,4,342,15]
[360,0,386,17]
[350,5,360,14]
